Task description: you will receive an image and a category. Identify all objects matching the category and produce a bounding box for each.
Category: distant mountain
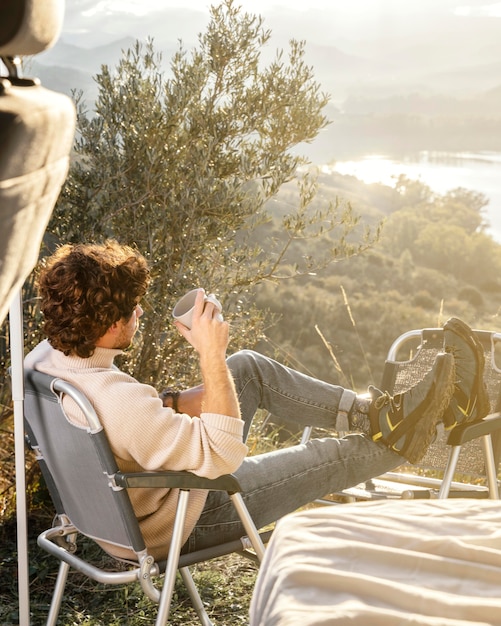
[36,33,501,107]
[29,61,97,103]
[37,37,136,75]
[36,2,501,102]
[414,61,501,96]
[31,4,501,162]
[484,83,501,102]
[303,43,375,91]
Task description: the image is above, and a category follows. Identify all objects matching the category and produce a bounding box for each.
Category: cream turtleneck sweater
[25,340,248,560]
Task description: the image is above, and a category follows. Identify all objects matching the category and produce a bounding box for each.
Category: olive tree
[49,0,373,387]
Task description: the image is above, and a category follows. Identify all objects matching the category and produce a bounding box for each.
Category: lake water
[326,151,501,244]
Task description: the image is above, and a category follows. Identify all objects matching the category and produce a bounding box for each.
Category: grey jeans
[183,349,401,553]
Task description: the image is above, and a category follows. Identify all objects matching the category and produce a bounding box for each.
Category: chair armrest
[115,470,242,493]
[446,412,501,446]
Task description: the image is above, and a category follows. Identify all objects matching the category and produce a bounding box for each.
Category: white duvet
[250,499,501,625]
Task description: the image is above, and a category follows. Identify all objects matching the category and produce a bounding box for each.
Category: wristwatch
[159,387,180,412]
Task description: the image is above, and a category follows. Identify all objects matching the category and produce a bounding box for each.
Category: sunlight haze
[40,0,501,242]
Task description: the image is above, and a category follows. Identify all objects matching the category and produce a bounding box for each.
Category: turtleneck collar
[25,339,123,371]
[58,345,124,369]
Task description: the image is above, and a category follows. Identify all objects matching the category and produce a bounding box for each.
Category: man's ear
[106,320,125,339]
[95,321,121,347]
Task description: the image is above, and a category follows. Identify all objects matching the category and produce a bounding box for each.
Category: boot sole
[388,352,456,464]
[444,317,490,424]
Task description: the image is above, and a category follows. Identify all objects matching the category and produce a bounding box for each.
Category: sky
[79,0,501,17]
[82,0,327,15]
[61,0,501,52]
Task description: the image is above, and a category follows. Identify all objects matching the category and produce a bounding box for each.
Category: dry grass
[0,516,259,625]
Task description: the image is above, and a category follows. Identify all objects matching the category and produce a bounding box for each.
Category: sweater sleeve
[91,373,248,478]
[24,341,248,479]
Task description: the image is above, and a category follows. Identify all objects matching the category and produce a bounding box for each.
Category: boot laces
[374,391,402,414]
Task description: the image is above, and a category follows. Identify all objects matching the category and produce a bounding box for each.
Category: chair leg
[155,489,191,626]
[482,434,500,499]
[438,446,461,498]
[230,493,266,561]
[46,560,70,626]
[179,566,214,626]
[300,426,313,444]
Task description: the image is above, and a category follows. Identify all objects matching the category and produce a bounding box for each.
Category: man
[25,240,488,560]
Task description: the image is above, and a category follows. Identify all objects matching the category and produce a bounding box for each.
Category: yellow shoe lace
[373,391,402,415]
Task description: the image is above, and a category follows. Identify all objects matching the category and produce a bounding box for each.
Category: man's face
[114,304,143,350]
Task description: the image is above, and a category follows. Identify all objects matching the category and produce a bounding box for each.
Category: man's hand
[174,289,240,420]
[174,289,228,359]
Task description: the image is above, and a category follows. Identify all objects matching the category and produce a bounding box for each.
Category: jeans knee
[227,350,265,414]
[227,349,261,379]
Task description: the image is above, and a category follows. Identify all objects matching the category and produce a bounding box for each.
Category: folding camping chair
[341,327,501,501]
[24,368,268,626]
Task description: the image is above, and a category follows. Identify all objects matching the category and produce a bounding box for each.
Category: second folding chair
[342,327,501,501]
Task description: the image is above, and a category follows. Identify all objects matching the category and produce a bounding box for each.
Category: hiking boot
[442,317,490,428]
[369,352,455,463]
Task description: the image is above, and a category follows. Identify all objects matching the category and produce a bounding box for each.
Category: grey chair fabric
[24,369,145,552]
[0,0,75,325]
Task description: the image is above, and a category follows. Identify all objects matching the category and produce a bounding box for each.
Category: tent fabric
[249,499,501,626]
[1,2,75,623]
[0,0,72,330]
[0,0,64,56]
[0,81,75,325]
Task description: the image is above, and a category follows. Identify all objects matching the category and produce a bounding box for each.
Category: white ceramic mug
[172,289,223,329]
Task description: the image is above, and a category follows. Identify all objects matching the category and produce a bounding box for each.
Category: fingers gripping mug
[172,289,223,329]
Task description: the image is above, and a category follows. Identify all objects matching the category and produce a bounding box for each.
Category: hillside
[251,170,501,391]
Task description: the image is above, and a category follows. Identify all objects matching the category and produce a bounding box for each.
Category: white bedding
[249,499,501,625]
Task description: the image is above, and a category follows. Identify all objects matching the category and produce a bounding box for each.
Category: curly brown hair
[37,240,150,358]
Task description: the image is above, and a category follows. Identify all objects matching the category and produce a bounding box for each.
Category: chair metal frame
[24,369,267,626]
[345,327,501,501]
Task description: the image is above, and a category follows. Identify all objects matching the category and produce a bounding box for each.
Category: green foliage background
[255,172,501,391]
[47,0,373,389]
